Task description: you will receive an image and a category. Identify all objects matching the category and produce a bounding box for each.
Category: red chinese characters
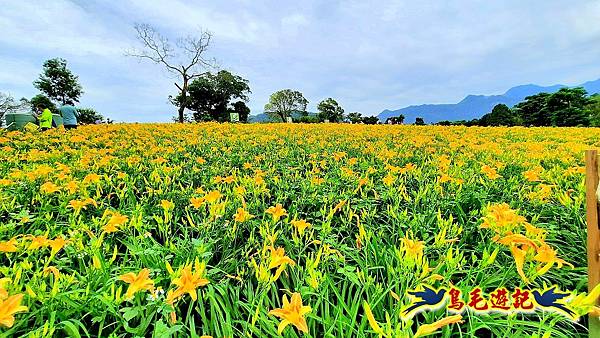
[467,288,489,311]
[448,287,465,312]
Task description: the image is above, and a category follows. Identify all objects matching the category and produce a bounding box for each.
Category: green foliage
[587,94,600,127]
[30,94,58,114]
[174,70,251,122]
[33,58,83,105]
[317,98,345,122]
[0,124,591,337]
[362,116,379,124]
[264,89,308,122]
[414,117,426,125]
[514,93,552,126]
[346,112,363,124]
[479,104,519,126]
[294,115,320,123]
[547,87,590,127]
[385,114,405,124]
[452,88,597,127]
[231,101,251,123]
[77,108,106,125]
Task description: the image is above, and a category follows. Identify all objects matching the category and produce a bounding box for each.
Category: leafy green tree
[479,104,519,126]
[546,87,590,126]
[295,115,320,123]
[346,112,363,124]
[587,94,600,127]
[175,70,250,122]
[386,114,405,124]
[232,101,251,123]
[30,94,58,114]
[362,116,379,124]
[514,93,551,126]
[317,98,344,122]
[415,117,426,125]
[77,108,106,124]
[33,58,83,105]
[264,89,308,122]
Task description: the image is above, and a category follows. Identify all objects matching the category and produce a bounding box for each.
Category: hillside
[378,78,600,123]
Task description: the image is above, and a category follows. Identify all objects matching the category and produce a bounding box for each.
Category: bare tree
[0,92,30,127]
[126,23,216,123]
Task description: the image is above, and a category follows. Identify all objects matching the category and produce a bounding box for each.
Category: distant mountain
[248,113,273,123]
[248,111,316,123]
[379,78,600,124]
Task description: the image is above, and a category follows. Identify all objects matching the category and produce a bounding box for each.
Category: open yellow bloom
[27,235,49,251]
[190,197,205,209]
[400,234,425,266]
[268,246,296,269]
[68,198,97,213]
[266,204,287,222]
[102,212,129,233]
[523,169,541,182]
[118,268,155,299]
[414,314,463,337]
[48,236,68,255]
[170,260,210,301]
[494,233,538,249]
[481,165,501,180]
[234,208,253,223]
[0,238,18,253]
[40,182,60,194]
[161,200,175,211]
[0,294,28,328]
[83,173,101,184]
[203,190,222,204]
[269,293,311,334]
[382,174,396,186]
[534,243,573,276]
[291,219,311,235]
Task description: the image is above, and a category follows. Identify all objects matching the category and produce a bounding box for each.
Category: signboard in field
[230,113,240,123]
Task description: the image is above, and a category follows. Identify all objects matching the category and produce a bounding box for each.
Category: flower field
[0,123,599,337]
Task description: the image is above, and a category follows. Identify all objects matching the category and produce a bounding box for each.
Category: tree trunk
[178,77,188,123]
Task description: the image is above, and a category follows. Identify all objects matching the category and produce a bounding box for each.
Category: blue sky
[1,1,600,122]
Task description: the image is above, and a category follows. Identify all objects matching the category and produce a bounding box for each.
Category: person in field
[35,104,53,131]
[60,100,79,129]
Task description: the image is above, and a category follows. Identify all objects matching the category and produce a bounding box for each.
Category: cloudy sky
[1,1,600,122]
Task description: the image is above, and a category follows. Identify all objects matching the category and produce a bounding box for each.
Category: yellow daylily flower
[268,246,296,269]
[118,268,155,299]
[0,238,19,253]
[40,182,60,194]
[234,208,253,223]
[266,203,288,222]
[269,293,311,334]
[291,219,311,235]
[170,260,209,301]
[0,294,28,328]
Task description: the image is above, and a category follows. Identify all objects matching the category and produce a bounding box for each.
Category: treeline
[0,58,109,126]
[437,87,600,127]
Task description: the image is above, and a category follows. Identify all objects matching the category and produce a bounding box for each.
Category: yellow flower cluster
[0,123,596,336]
